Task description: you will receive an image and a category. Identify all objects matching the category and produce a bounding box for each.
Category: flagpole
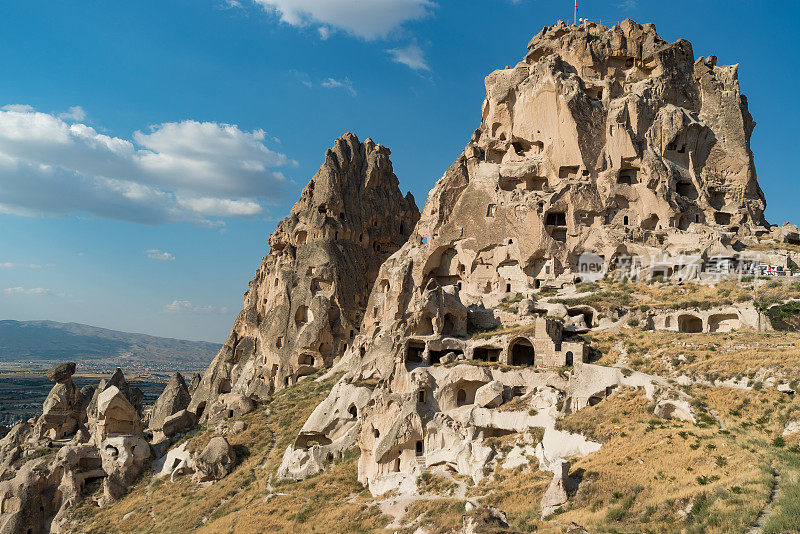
[574,0,578,25]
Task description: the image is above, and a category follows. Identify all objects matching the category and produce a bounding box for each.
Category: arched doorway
[509,338,535,366]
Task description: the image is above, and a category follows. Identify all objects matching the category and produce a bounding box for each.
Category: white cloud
[0,262,42,269]
[1,105,35,113]
[162,299,228,314]
[617,0,638,9]
[248,0,434,40]
[2,286,67,297]
[0,107,296,226]
[388,42,431,72]
[321,77,357,96]
[58,106,86,122]
[145,249,176,261]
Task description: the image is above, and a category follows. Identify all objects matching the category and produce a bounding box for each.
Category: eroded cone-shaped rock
[88,368,142,422]
[189,133,420,423]
[46,362,76,383]
[194,436,236,482]
[149,372,191,432]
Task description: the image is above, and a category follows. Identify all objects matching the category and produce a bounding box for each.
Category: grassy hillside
[62,277,800,533]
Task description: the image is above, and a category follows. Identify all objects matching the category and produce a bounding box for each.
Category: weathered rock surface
[461,505,512,533]
[46,362,76,383]
[276,19,754,497]
[149,372,191,432]
[194,436,237,482]
[37,373,84,440]
[188,133,419,424]
[540,460,574,518]
[0,368,154,533]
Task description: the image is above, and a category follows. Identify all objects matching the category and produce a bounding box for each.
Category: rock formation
[277,19,742,495]
[149,372,191,434]
[0,366,154,533]
[188,133,419,423]
[193,436,237,483]
[37,362,83,440]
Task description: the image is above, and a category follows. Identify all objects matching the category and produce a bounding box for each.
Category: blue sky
[0,0,797,342]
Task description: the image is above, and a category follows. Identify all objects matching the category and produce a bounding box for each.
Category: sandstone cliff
[276,19,772,494]
[189,133,420,423]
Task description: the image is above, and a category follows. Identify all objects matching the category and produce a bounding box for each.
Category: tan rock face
[149,372,191,432]
[278,19,769,495]
[189,133,419,423]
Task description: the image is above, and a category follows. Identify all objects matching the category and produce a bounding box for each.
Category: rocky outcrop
[94,386,143,445]
[540,460,575,518]
[37,362,84,440]
[149,372,191,433]
[0,365,157,533]
[276,19,760,497]
[461,505,512,533]
[188,133,419,424]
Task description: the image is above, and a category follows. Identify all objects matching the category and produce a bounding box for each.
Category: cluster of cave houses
[403,316,587,373]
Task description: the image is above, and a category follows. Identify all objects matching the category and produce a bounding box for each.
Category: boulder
[654,399,695,423]
[161,409,196,439]
[440,351,458,365]
[461,506,511,534]
[475,381,505,408]
[783,420,800,437]
[149,372,192,432]
[46,362,76,383]
[194,436,237,482]
[155,442,193,481]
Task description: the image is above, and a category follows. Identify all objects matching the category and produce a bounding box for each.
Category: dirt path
[747,468,780,534]
[146,471,158,525]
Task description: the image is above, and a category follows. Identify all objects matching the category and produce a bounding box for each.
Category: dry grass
[70,372,394,533]
[585,330,800,384]
[553,388,771,533]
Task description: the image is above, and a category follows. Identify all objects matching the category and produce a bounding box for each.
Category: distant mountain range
[0,320,220,372]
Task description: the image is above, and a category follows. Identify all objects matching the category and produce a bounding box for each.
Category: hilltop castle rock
[276,19,764,494]
[188,133,420,424]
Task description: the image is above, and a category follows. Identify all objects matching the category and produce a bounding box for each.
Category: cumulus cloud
[321,77,357,96]
[388,42,431,72]
[0,107,296,226]
[248,0,434,40]
[162,299,228,314]
[145,249,176,261]
[2,286,67,297]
